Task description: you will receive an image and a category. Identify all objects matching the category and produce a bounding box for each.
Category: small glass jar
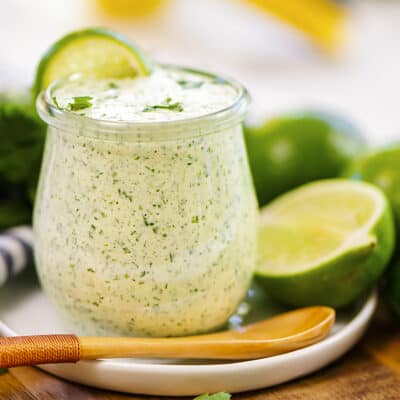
[34,67,258,337]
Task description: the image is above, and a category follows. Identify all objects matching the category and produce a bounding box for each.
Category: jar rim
[36,64,251,142]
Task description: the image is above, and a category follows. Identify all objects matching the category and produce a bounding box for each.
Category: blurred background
[1,0,400,144]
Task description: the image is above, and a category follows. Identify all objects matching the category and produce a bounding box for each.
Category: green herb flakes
[67,96,93,111]
[177,79,204,89]
[143,97,183,113]
[108,82,119,89]
[52,96,61,109]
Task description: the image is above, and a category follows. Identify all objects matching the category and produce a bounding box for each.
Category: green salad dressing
[34,66,258,337]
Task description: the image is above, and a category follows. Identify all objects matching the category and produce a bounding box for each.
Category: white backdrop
[1,0,399,144]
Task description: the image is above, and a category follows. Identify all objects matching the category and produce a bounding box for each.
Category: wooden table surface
[1,300,399,400]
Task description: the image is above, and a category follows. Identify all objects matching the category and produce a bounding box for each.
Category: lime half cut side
[33,27,153,96]
[256,179,395,308]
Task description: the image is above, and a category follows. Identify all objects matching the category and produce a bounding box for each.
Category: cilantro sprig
[67,96,93,111]
[143,97,183,113]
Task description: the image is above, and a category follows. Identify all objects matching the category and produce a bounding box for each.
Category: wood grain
[0,301,399,399]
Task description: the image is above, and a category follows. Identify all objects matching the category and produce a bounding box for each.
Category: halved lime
[256,179,395,307]
[33,27,152,96]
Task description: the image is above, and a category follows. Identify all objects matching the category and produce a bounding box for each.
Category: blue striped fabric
[0,226,34,286]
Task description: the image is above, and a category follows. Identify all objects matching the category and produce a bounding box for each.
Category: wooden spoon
[0,306,334,368]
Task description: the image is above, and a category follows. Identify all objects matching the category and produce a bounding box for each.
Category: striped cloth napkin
[0,226,34,286]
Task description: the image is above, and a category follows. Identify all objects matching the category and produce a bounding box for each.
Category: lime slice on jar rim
[256,179,395,308]
[33,27,153,97]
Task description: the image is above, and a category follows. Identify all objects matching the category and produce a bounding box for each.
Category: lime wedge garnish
[33,27,152,96]
[256,179,395,307]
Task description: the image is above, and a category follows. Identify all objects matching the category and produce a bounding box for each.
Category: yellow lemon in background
[96,0,165,18]
[244,0,347,52]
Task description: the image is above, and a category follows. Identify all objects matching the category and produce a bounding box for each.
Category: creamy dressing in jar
[34,66,258,336]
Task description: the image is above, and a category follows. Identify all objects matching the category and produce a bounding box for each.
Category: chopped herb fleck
[177,79,204,89]
[143,97,183,113]
[0,368,8,376]
[108,82,119,89]
[67,96,93,111]
[87,267,95,273]
[52,96,61,109]
[192,215,199,224]
[118,188,133,202]
[143,215,154,226]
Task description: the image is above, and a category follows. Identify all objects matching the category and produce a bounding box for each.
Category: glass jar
[34,68,258,337]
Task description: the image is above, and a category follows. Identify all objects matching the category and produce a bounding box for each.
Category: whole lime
[344,146,400,228]
[244,111,366,207]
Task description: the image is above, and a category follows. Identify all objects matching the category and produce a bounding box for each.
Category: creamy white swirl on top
[52,67,239,122]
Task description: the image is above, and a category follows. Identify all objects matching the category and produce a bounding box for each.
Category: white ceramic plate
[0,269,376,396]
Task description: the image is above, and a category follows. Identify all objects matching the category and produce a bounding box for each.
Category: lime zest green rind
[32,27,153,97]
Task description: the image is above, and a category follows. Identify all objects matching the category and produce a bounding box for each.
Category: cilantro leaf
[194,393,232,400]
[108,82,119,89]
[143,97,183,113]
[67,96,93,111]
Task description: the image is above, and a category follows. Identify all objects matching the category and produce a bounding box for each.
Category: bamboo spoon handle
[0,306,335,368]
[0,335,80,368]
